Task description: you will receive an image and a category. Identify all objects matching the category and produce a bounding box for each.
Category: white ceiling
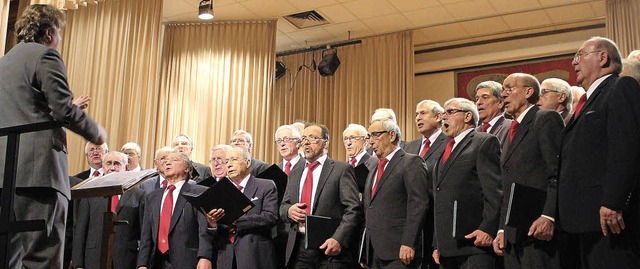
[162,0,606,53]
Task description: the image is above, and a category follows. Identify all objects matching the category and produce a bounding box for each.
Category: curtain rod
[277,39,362,57]
[165,20,275,27]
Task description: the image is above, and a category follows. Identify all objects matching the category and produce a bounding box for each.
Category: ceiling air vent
[284,10,329,29]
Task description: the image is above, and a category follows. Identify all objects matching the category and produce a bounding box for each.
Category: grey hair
[232,130,253,145]
[371,119,402,145]
[416,99,445,115]
[175,152,193,175]
[121,142,141,156]
[102,151,128,165]
[275,124,301,139]
[343,123,368,137]
[475,81,503,101]
[444,98,479,127]
[85,142,109,154]
[589,36,623,74]
[226,147,252,162]
[154,146,176,159]
[173,134,194,149]
[211,144,233,152]
[621,59,640,83]
[541,78,573,110]
[511,73,541,105]
[371,108,397,124]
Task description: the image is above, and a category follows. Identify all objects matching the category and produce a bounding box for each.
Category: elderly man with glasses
[280,123,362,269]
[230,129,269,176]
[343,123,378,171]
[172,134,212,182]
[557,36,640,269]
[537,78,573,124]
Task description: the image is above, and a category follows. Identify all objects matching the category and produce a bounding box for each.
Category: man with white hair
[121,142,143,171]
[343,123,377,171]
[275,125,304,174]
[537,78,573,124]
[75,142,109,179]
[230,130,269,176]
[172,134,212,182]
[139,146,176,193]
[73,151,146,269]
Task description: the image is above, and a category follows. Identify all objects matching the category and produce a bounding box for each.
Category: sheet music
[73,169,157,190]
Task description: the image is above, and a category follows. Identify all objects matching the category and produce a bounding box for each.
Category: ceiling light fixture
[198,0,214,20]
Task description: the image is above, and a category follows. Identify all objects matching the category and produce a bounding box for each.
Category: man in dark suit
[280,123,362,269]
[139,147,175,194]
[231,130,270,176]
[558,36,640,268]
[474,81,512,145]
[137,152,214,269]
[73,151,146,269]
[122,142,144,171]
[492,73,563,269]
[537,78,573,124]
[196,144,234,188]
[402,99,447,269]
[205,147,278,269]
[363,118,429,268]
[172,134,212,182]
[343,124,378,172]
[0,5,106,268]
[432,98,502,269]
[75,142,109,179]
[276,125,304,174]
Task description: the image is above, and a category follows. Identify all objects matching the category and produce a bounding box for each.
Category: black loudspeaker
[276,61,286,80]
[318,50,340,77]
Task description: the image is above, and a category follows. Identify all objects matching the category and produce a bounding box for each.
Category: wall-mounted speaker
[318,50,340,77]
[276,61,286,80]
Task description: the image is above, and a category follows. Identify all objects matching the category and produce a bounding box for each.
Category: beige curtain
[606,0,640,56]
[0,0,8,56]
[158,21,277,166]
[31,0,107,10]
[61,0,163,174]
[271,31,414,163]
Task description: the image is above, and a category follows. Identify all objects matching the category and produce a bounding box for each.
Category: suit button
[436,188,440,191]
[369,206,373,209]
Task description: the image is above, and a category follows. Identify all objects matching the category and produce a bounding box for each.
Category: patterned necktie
[158,184,176,253]
[110,195,119,212]
[441,139,455,164]
[284,161,292,175]
[350,157,357,167]
[509,121,519,143]
[573,94,587,119]
[371,158,388,197]
[481,123,491,132]
[229,184,243,243]
[300,161,320,215]
[92,170,101,177]
[419,140,430,158]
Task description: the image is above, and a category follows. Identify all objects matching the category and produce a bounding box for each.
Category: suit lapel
[490,116,505,135]
[502,106,536,165]
[151,190,162,241]
[312,158,335,213]
[565,76,614,131]
[371,149,404,201]
[116,191,129,214]
[289,163,304,204]
[425,132,447,160]
[244,176,258,199]
[437,130,474,186]
[358,153,370,167]
[168,182,188,234]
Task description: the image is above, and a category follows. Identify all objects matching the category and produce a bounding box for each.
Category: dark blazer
[137,181,214,268]
[72,187,146,268]
[279,156,362,265]
[0,43,101,198]
[214,176,278,269]
[75,169,92,180]
[191,161,212,183]
[433,130,502,257]
[403,132,448,172]
[139,174,163,194]
[363,148,429,261]
[558,75,640,237]
[476,115,512,146]
[499,107,563,234]
[250,158,270,177]
[356,151,379,172]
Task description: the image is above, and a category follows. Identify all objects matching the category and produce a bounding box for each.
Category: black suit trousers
[559,232,640,269]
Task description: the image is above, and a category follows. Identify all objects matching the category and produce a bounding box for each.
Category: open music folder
[181,178,255,226]
[71,169,158,199]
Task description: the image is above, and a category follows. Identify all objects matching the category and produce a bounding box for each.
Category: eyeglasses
[443,108,469,116]
[367,131,388,140]
[343,136,365,142]
[221,157,243,164]
[124,152,138,157]
[573,50,602,63]
[540,89,560,96]
[209,157,224,164]
[503,85,530,94]
[301,136,324,144]
[275,137,298,144]
[229,139,247,145]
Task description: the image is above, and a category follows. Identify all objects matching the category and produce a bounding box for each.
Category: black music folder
[353,163,369,193]
[197,176,219,187]
[305,215,341,249]
[452,199,482,240]
[181,178,255,226]
[257,164,288,204]
[504,182,546,243]
[358,228,372,266]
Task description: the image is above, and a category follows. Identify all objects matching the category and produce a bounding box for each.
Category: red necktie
[419,140,430,158]
[110,195,119,212]
[284,161,292,175]
[350,157,357,167]
[229,184,243,243]
[371,158,388,197]
[441,139,455,164]
[92,170,101,177]
[161,179,168,188]
[300,162,320,215]
[481,123,491,132]
[509,121,519,143]
[573,94,587,118]
[158,184,175,253]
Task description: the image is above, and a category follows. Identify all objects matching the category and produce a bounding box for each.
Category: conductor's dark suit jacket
[433,130,502,257]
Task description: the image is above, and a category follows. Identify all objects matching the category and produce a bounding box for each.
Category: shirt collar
[586,74,612,99]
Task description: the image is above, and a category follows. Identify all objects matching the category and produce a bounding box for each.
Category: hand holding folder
[181,178,255,226]
[304,215,341,250]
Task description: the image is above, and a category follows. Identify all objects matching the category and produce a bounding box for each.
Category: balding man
[537,78,573,124]
[73,151,146,269]
[121,142,143,171]
[493,73,563,269]
[558,37,640,268]
[230,130,270,176]
[474,81,512,145]
[75,142,109,179]
[139,147,176,194]
[172,134,212,182]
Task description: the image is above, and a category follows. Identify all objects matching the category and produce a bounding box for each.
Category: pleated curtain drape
[0,0,8,56]
[606,0,640,56]
[270,31,414,162]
